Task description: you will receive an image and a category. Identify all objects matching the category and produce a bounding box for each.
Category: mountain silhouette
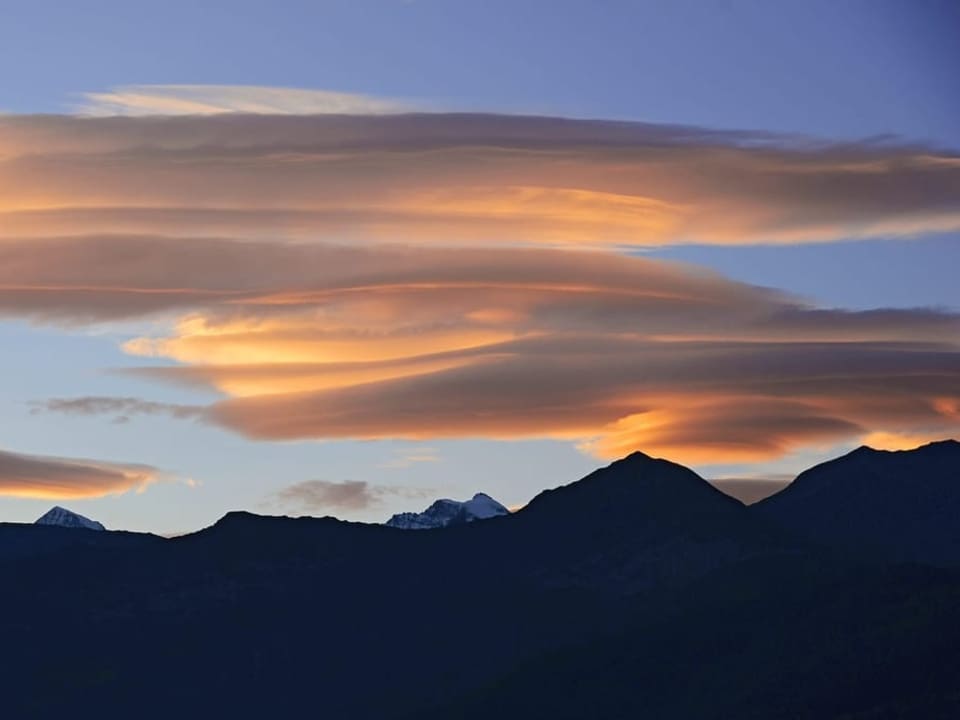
[1,444,959,718]
[756,439,960,565]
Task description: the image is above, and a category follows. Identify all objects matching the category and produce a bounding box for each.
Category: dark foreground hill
[757,439,960,565]
[1,446,959,718]
[0,521,160,562]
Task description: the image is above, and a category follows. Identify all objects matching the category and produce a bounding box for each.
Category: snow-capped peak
[461,493,507,520]
[34,506,106,531]
[386,492,509,530]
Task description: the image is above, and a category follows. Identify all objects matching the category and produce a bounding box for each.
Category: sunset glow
[0,2,956,531]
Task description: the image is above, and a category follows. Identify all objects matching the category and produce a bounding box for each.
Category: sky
[0,0,958,533]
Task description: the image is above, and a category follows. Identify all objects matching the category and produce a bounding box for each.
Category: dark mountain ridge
[1,442,958,718]
[0,522,160,563]
[756,439,960,565]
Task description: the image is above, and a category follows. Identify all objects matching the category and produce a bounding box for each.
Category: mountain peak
[386,492,508,530]
[618,449,656,464]
[519,449,745,527]
[35,506,105,531]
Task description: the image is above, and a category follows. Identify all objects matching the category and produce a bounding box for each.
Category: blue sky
[3,1,958,143]
[0,1,957,532]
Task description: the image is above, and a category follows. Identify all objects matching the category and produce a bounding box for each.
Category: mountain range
[1,440,958,718]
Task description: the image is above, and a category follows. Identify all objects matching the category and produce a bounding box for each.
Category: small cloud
[0,447,158,500]
[31,397,204,424]
[75,84,415,117]
[274,479,374,511]
[266,479,431,513]
[378,447,441,469]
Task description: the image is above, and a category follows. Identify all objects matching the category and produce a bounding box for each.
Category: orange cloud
[2,229,951,463]
[582,399,865,464]
[9,234,958,464]
[0,448,157,500]
[1,113,958,247]
[196,342,958,464]
[859,430,959,452]
[3,111,958,466]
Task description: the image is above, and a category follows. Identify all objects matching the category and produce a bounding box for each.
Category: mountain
[386,492,508,529]
[517,450,746,526]
[489,450,795,593]
[1,445,960,719]
[35,505,105,531]
[756,439,960,566]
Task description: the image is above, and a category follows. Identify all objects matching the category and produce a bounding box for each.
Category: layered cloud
[0,448,157,500]
[3,105,958,467]
[1,112,958,248]
[10,234,956,464]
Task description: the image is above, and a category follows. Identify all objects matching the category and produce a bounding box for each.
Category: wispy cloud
[378,447,441,469]
[31,396,204,424]
[75,84,414,116]
[0,447,158,500]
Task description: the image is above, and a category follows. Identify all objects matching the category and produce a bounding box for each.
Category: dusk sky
[1,0,958,533]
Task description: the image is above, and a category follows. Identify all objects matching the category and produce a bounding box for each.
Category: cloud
[3,234,954,463]
[31,396,204,423]
[267,479,429,513]
[0,448,157,499]
[2,233,956,463]
[1,107,957,467]
[200,338,959,463]
[378,447,441,469]
[1,113,958,248]
[75,85,413,116]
